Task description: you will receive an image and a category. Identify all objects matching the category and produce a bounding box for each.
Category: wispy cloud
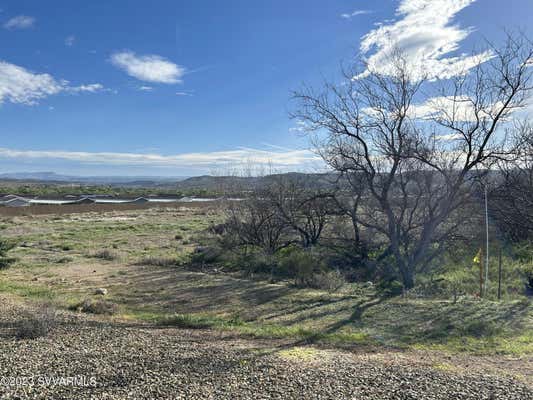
[0,147,320,169]
[0,61,105,105]
[359,0,493,80]
[110,51,185,84]
[289,120,309,133]
[4,15,35,30]
[435,133,463,141]
[408,96,505,122]
[341,10,371,19]
[176,91,194,96]
[138,86,153,91]
[64,35,75,46]
[68,83,105,93]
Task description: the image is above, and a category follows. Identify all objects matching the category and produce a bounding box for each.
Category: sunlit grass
[1,208,532,357]
[0,279,56,300]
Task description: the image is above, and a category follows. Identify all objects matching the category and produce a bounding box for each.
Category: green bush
[278,249,326,287]
[459,320,503,338]
[0,239,16,269]
[190,246,222,265]
[376,278,404,297]
[310,270,345,292]
[221,250,276,277]
[160,314,217,329]
[521,264,533,296]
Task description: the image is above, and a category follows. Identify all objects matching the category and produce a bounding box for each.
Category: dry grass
[91,249,120,261]
[0,207,531,356]
[15,306,58,339]
[135,255,177,267]
[0,201,213,217]
[70,299,119,315]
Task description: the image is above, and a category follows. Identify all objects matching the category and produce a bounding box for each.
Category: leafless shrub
[136,255,177,267]
[15,307,58,339]
[490,122,533,241]
[92,249,120,261]
[310,270,346,292]
[71,299,119,315]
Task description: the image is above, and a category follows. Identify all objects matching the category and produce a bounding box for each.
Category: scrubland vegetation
[1,34,533,399]
[0,204,530,358]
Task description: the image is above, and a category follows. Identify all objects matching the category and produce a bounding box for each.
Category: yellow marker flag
[473,249,482,265]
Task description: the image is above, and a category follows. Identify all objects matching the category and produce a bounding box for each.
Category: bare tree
[265,174,333,248]
[330,171,367,252]
[490,122,533,241]
[293,34,533,288]
[224,196,294,255]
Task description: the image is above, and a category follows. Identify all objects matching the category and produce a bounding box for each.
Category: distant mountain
[175,172,339,191]
[0,172,189,185]
[0,171,341,192]
[0,172,74,181]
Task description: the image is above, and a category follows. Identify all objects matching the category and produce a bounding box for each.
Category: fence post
[498,247,502,300]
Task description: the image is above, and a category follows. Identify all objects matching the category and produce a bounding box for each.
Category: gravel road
[0,298,531,400]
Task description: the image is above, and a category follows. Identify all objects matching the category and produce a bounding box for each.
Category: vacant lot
[0,207,531,398]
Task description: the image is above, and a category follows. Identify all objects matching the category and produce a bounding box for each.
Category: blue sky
[0,0,532,176]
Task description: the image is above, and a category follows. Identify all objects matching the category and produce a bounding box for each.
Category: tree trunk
[400,266,415,289]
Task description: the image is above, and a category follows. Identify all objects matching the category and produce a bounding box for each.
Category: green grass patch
[153,312,375,345]
[3,209,532,357]
[0,279,56,300]
[278,347,319,360]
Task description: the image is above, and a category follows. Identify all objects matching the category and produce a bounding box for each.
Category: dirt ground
[0,295,531,400]
[0,208,531,399]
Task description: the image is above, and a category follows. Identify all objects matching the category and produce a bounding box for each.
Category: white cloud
[0,61,63,105]
[176,91,193,96]
[69,83,105,93]
[110,51,185,84]
[0,61,105,105]
[4,15,35,30]
[408,96,505,122]
[341,10,371,19]
[138,86,153,91]
[435,133,463,141]
[0,147,320,169]
[289,120,309,133]
[65,35,75,46]
[359,0,493,80]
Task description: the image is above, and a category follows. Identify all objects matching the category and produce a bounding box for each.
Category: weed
[70,299,119,315]
[136,256,177,267]
[15,306,57,339]
[91,249,120,261]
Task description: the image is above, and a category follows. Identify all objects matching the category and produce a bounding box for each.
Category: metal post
[479,249,483,298]
[484,185,489,297]
[498,247,502,300]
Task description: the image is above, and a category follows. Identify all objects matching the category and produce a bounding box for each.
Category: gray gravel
[0,300,531,399]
